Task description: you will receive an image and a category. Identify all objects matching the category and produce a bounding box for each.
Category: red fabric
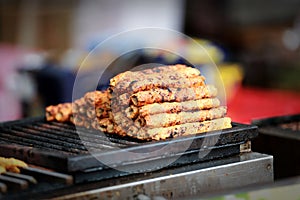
[227,87,300,124]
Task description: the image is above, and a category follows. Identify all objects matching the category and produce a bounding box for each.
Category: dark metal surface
[252,114,300,180]
[0,152,273,200]
[51,152,274,200]
[0,182,7,193]
[0,166,72,200]
[252,114,300,140]
[73,143,241,183]
[0,175,28,190]
[252,114,300,126]
[3,172,37,184]
[21,167,73,185]
[0,117,258,173]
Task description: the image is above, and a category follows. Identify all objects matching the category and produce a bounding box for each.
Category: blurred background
[1,0,300,123]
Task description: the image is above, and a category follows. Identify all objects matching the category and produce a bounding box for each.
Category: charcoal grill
[0,117,273,199]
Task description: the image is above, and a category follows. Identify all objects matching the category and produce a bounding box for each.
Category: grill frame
[252,114,300,179]
[0,117,258,174]
[252,114,300,140]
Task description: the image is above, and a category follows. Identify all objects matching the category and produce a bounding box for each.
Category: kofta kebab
[46,64,232,140]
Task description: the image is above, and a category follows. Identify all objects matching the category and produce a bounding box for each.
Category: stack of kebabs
[109,64,231,140]
[72,90,114,133]
[46,90,114,133]
[45,64,231,140]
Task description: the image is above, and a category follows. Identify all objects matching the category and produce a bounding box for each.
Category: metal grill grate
[0,117,258,173]
[0,166,73,199]
[0,118,140,155]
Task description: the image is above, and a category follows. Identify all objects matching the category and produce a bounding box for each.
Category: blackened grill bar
[0,117,258,171]
[39,121,140,147]
[0,166,73,199]
[0,117,260,199]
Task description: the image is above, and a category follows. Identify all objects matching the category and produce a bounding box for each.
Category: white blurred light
[21,53,46,69]
[282,29,300,51]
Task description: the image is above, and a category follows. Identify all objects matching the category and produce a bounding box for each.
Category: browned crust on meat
[111,85,217,107]
[45,105,59,121]
[125,117,232,140]
[84,90,110,106]
[126,98,221,118]
[136,106,227,128]
[45,64,232,141]
[149,117,232,140]
[110,64,201,87]
[129,85,218,107]
[112,106,229,139]
[113,75,205,95]
[46,103,72,122]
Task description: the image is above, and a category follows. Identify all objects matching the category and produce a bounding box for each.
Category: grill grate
[0,117,258,173]
[0,118,139,155]
[0,166,73,199]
